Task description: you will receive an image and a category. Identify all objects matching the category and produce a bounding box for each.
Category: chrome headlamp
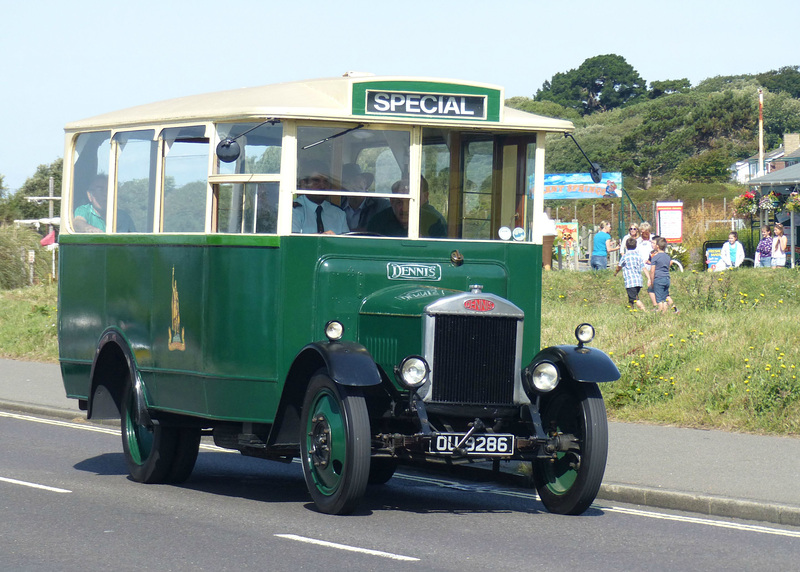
[525,361,559,393]
[575,323,595,347]
[324,320,344,341]
[396,355,429,390]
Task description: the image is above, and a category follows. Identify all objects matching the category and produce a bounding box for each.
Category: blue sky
[1,0,797,192]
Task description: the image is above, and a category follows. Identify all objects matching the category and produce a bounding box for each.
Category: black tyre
[532,382,608,515]
[368,458,398,485]
[166,427,201,484]
[120,376,199,484]
[300,372,371,515]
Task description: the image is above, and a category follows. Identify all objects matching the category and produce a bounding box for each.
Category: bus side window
[115,130,156,233]
[162,129,208,233]
[215,182,278,234]
[71,131,111,233]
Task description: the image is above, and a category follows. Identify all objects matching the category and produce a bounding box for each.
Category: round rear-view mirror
[216,139,241,163]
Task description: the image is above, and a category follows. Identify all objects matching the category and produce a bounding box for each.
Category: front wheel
[300,372,371,514]
[532,382,608,515]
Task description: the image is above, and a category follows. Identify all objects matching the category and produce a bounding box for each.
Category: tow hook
[452,418,486,458]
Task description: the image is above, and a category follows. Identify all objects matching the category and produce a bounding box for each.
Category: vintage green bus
[58,73,619,515]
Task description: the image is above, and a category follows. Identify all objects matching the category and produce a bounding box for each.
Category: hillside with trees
[507,56,800,190]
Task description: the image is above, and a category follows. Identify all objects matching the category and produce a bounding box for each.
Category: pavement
[2,357,800,527]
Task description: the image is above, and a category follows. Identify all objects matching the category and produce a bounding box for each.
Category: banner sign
[538,172,623,200]
[656,201,683,243]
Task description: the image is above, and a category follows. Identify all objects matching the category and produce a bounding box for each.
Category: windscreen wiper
[302,124,365,150]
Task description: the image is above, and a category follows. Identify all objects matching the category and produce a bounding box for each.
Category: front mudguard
[268,340,382,447]
[294,341,382,387]
[528,345,620,384]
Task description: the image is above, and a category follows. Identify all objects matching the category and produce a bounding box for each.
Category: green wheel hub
[124,393,154,465]
[305,388,348,496]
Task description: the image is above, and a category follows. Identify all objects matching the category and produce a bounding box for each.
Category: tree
[504,97,582,122]
[675,149,733,183]
[0,159,63,225]
[757,66,800,98]
[763,90,800,148]
[648,79,691,99]
[535,54,646,115]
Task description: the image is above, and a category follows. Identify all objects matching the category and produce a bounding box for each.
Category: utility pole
[48,177,54,233]
[758,89,765,178]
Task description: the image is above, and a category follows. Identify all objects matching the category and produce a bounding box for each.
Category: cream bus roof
[65,75,574,133]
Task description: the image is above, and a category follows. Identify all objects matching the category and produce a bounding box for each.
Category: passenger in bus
[292,162,349,234]
[339,163,389,232]
[367,178,446,237]
[419,176,447,237]
[73,175,135,233]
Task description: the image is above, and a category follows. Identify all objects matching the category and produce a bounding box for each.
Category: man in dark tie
[292,161,349,235]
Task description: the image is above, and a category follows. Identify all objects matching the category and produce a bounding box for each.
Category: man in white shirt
[339,163,388,232]
[292,162,349,235]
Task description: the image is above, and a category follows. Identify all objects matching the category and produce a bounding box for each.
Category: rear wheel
[300,372,371,514]
[532,382,608,515]
[120,376,200,484]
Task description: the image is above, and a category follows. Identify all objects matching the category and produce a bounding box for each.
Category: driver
[292,161,349,235]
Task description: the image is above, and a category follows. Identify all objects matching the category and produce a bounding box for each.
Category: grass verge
[542,267,800,435]
[0,282,58,363]
[1,268,798,435]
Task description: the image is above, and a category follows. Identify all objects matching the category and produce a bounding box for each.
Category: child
[614,237,646,311]
[646,235,678,313]
[649,237,673,314]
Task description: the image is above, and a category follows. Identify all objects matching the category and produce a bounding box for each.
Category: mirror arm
[563,132,602,183]
[216,118,280,163]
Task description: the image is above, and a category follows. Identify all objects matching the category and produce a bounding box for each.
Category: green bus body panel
[58,233,542,423]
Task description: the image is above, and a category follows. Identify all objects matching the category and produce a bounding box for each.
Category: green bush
[0,225,54,289]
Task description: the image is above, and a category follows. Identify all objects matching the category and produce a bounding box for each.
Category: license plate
[428,433,515,456]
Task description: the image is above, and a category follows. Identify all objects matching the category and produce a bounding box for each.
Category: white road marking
[5,412,800,538]
[0,411,118,434]
[0,411,230,452]
[275,534,419,561]
[0,476,71,493]
[600,505,800,539]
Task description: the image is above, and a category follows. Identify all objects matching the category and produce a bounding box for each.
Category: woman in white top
[772,223,788,268]
[714,231,745,271]
[636,222,654,267]
[620,222,640,251]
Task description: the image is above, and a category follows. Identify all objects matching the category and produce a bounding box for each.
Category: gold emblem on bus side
[168,266,186,351]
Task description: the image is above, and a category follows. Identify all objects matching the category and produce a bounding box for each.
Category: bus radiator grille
[430,315,517,405]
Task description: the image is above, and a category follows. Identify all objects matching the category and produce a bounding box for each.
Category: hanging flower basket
[758,191,779,212]
[733,191,757,216]
[785,191,800,213]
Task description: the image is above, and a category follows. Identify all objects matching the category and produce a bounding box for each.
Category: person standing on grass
[650,237,673,314]
[646,235,678,313]
[620,222,640,251]
[614,237,646,311]
[754,225,772,268]
[772,223,789,268]
[637,222,654,292]
[591,220,618,270]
